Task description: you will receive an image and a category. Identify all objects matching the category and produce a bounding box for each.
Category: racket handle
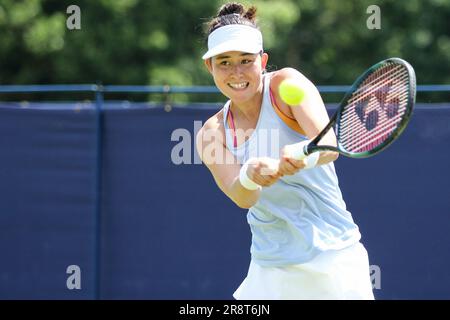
[285,140,310,160]
[285,140,319,169]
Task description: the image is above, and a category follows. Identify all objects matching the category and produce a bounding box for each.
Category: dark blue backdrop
[0,101,449,299]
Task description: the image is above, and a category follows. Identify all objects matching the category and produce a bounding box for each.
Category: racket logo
[354,82,400,131]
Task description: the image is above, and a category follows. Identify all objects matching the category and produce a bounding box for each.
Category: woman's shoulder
[197,108,227,144]
[195,108,229,151]
[268,67,313,90]
[202,108,225,131]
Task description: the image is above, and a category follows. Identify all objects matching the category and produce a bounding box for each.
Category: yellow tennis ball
[279,79,306,106]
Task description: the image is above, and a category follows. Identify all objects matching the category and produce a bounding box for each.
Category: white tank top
[223,74,361,266]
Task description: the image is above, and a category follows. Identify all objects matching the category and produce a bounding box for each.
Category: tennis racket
[290,57,416,160]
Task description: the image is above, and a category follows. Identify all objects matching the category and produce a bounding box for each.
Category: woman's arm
[196,114,282,209]
[271,68,339,166]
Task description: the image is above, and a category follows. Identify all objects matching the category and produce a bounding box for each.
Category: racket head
[335,57,416,158]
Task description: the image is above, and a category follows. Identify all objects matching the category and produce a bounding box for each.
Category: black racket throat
[305,113,339,155]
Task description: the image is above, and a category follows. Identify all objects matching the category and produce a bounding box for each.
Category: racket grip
[285,140,310,160]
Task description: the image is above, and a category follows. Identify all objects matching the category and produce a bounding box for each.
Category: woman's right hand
[278,145,307,176]
[245,157,283,187]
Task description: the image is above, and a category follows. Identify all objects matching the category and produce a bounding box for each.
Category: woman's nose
[230,64,244,76]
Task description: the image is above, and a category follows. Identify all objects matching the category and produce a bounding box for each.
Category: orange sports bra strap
[269,87,306,136]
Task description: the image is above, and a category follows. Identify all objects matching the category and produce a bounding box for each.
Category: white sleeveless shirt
[223,73,361,267]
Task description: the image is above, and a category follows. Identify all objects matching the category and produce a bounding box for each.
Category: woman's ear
[261,52,269,71]
[204,58,213,74]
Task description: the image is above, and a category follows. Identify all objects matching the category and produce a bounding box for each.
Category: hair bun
[205,2,259,37]
[217,2,245,17]
[243,6,257,22]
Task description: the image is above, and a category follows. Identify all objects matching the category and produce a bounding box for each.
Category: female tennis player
[196,2,374,300]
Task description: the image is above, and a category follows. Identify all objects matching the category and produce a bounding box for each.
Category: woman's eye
[242,59,252,64]
[220,61,230,66]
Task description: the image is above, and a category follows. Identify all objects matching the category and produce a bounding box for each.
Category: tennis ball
[279,79,306,106]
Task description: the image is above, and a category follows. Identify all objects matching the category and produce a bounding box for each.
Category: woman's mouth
[228,82,249,90]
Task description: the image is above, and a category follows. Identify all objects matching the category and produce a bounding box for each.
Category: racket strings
[338,62,411,153]
[341,77,409,151]
[350,78,409,148]
[346,64,405,104]
[341,84,408,151]
[340,75,408,140]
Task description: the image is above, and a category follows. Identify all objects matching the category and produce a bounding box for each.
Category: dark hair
[205,2,259,37]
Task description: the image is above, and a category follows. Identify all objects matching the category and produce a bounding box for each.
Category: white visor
[202,24,263,60]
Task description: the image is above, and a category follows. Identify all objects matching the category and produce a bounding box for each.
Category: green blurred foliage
[0,0,449,93]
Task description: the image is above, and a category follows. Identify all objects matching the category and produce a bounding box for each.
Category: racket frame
[304,57,416,159]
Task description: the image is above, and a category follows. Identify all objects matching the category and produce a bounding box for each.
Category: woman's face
[205,51,268,104]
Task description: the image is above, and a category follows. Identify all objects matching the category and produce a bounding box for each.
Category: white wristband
[304,152,320,169]
[239,158,262,191]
